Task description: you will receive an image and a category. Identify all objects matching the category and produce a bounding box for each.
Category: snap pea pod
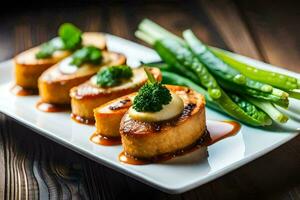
[288,89,300,99]
[141,61,170,71]
[159,61,289,108]
[137,20,201,86]
[183,30,275,93]
[143,61,201,86]
[161,71,271,126]
[153,39,271,126]
[211,47,300,90]
[153,40,201,85]
[228,94,272,125]
[244,96,288,123]
[154,39,222,99]
[219,78,289,108]
[183,30,290,105]
[216,90,271,126]
[138,19,185,45]
[161,71,220,111]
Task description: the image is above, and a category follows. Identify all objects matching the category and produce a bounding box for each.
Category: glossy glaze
[90,133,122,146]
[11,85,38,96]
[71,113,95,125]
[206,120,241,145]
[36,101,70,112]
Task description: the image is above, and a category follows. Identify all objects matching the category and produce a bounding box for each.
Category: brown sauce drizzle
[119,152,150,165]
[36,101,70,112]
[71,113,95,125]
[11,85,38,96]
[119,121,241,165]
[90,133,121,146]
[205,120,241,146]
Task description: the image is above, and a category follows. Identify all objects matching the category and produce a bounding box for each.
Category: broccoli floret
[133,68,172,112]
[96,65,133,87]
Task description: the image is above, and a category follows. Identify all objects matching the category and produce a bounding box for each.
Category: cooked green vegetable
[215,90,271,126]
[229,93,272,125]
[154,39,222,99]
[141,61,170,71]
[71,46,102,67]
[288,89,300,99]
[211,48,300,90]
[96,65,133,87]
[137,20,200,84]
[133,68,172,112]
[219,78,289,108]
[245,96,288,123]
[36,23,82,59]
[137,19,184,45]
[183,30,273,92]
[162,69,273,125]
[153,41,201,85]
[183,30,289,106]
[134,18,297,126]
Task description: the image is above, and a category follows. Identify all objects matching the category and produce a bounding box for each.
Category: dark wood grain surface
[1,0,300,199]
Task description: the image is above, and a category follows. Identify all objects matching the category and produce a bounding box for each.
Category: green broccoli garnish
[71,46,102,67]
[133,68,172,112]
[96,65,133,87]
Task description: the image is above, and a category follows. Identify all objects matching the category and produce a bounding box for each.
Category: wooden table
[0,0,300,199]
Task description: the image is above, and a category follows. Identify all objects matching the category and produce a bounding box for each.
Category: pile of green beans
[135,19,300,126]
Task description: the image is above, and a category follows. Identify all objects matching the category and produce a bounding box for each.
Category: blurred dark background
[1,0,299,71]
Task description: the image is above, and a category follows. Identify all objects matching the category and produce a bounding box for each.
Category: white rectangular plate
[0,34,299,194]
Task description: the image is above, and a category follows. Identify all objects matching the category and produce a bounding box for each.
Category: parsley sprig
[70,46,102,67]
[96,65,133,87]
[36,23,82,59]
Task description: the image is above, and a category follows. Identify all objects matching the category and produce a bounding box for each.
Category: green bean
[155,40,271,125]
[245,96,288,123]
[219,78,289,108]
[288,89,300,100]
[183,30,275,93]
[183,30,289,105]
[154,39,221,99]
[141,61,171,71]
[153,41,201,85]
[228,93,272,125]
[211,47,300,90]
[161,71,271,126]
